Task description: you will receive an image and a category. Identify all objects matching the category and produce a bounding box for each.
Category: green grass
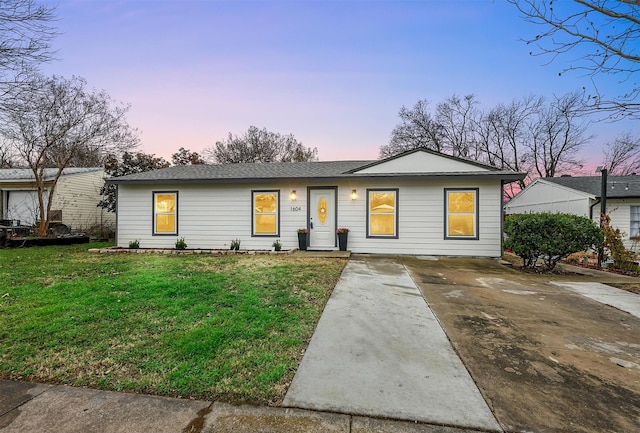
[0,243,346,404]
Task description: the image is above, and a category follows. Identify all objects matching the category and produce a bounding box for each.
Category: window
[253,190,279,236]
[153,191,177,235]
[367,189,398,238]
[445,188,478,239]
[631,206,640,238]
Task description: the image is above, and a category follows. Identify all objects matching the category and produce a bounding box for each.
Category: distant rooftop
[0,167,103,182]
[544,175,640,198]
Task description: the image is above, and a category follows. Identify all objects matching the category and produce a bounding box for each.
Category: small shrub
[230,239,240,250]
[566,251,596,265]
[601,213,636,269]
[175,237,187,250]
[128,240,140,249]
[504,212,603,271]
[272,239,282,251]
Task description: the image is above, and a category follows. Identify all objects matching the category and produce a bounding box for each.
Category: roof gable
[507,178,595,207]
[351,149,493,174]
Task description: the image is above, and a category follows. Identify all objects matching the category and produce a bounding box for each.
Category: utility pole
[597,167,607,267]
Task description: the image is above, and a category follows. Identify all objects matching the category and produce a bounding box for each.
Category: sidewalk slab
[0,381,53,426]
[551,282,640,319]
[202,402,350,432]
[0,383,209,433]
[283,256,501,431]
[352,416,490,433]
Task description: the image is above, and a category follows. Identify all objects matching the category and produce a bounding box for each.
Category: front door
[309,188,336,249]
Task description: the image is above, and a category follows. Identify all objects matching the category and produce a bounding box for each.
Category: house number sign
[290,206,302,212]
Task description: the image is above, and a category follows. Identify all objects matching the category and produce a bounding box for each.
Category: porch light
[351,189,357,200]
[290,190,297,201]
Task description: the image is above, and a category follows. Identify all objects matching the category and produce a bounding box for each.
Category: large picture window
[367,189,398,238]
[631,206,640,238]
[153,191,177,235]
[445,188,478,239]
[253,190,279,236]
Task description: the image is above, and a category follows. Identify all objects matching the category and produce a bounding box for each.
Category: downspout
[589,199,599,221]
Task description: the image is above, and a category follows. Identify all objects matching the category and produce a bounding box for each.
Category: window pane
[448,214,474,237]
[156,214,175,233]
[448,192,475,213]
[631,206,640,237]
[370,192,395,213]
[155,194,175,212]
[255,194,276,213]
[370,214,395,236]
[255,214,276,234]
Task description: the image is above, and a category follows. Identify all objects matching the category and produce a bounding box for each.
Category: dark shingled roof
[109,160,370,184]
[108,158,526,185]
[544,175,640,198]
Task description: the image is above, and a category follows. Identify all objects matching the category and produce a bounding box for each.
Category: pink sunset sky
[43,0,638,171]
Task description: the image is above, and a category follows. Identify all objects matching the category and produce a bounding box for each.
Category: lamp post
[596,166,607,267]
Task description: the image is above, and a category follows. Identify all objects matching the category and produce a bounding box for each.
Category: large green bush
[504,212,604,271]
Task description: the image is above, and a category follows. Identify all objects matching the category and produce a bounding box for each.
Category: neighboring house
[504,175,640,251]
[0,167,114,231]
[109,149,524,256]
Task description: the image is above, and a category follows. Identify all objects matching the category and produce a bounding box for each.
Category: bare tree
[473,98,534,196]
[528,92,591,177]
[0,138,18,167]
[603,132,640,175]
[381,99,443,158]
[0,74,139,236]
[509,0,640,119]
[99,152,170,213]
[171,147,205,165]
[205,126,317,163]
[382,92,592,194]
[0,0,57,96]
[436,94,480,158]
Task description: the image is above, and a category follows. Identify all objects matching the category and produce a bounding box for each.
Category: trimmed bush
[504,212,603,271]
[600,213,636,268]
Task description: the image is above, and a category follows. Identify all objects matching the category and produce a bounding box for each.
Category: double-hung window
[252,190,279,236]
[367,189,398,238]
[631,206,640,238]
[445,188,478,239]
[153,191,177,235]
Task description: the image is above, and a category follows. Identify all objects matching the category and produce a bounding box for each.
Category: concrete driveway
[283,255,501,431]
[402,256,640,433]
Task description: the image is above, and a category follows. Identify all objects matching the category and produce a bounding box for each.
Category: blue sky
[43,0,638,167]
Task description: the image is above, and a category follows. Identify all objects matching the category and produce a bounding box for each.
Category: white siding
[355,151,489,174]
[116,179,505,257]
[504,180,593,217]
[4,190,47,226]
[52,171,114,231]
[606,199,640,252]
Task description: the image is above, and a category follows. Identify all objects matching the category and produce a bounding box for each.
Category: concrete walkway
[0,380,485,432]
[550,281,640,319]
[283,256,501,431]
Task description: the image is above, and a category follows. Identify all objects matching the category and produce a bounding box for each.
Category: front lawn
[0,243,346,404]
